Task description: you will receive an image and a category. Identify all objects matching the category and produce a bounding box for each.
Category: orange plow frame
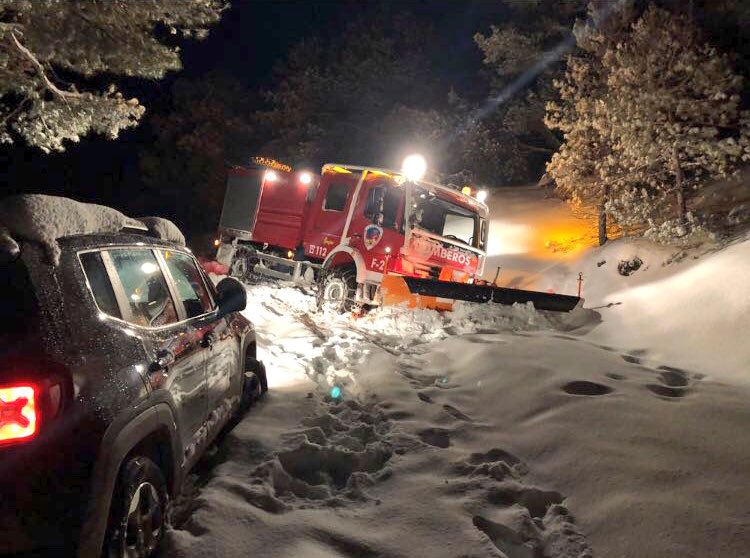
[381,274,581,313]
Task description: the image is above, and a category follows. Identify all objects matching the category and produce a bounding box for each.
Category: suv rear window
[0,259,40,344]
[80,252,121,319]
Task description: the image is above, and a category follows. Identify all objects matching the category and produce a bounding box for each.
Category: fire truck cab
[215,159,489,311]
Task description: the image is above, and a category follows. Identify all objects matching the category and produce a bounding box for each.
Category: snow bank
[483,186,750,383]
[536,237,750,383]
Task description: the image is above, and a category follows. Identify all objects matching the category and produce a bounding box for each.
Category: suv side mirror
[215,277,247,317]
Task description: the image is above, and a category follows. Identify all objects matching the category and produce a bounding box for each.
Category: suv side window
[108,249,178,327]
[160,250,214,319]
[80,252,121,319]
[323,182,349,211]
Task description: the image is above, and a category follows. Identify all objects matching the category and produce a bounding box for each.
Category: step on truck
[214,155,581,313]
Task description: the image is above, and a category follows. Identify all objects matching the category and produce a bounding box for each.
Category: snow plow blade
[381,275,581,313]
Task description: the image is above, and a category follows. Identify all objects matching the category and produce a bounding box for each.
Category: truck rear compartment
[219,167,310,251]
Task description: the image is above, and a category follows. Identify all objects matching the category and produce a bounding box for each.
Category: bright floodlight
[476,190,488,203]
[401,154,427,182]
[299,171,313,185]
[265,170,278,182]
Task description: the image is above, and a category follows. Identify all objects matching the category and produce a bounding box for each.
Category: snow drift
[168,264,750,558]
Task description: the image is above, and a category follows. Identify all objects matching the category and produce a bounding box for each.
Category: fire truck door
[303,175,357,259]
[348,182,405,274]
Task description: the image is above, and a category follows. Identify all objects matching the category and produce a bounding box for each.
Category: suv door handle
[200,333,215,349]
[149,349,175,373]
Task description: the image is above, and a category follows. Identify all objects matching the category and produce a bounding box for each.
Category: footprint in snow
[451,448,527,481]
[562,380,613,396]
[486,484,563,519]
[396,367,440,389]
[452,449,591,558]
[645,384,688,399]
[645,365,693,399]
[442,404,473,422]
[417,427,451,448]
[620,354,642,365]
[657,366,690,387]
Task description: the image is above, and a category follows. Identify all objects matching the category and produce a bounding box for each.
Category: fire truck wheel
[318,267,358,313]
[230,246,258,282]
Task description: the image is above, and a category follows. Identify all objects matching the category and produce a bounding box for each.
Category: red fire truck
[214,157,580,313]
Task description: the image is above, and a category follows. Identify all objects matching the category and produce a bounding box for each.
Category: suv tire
[239,358,267,414]
[106,455,168,558]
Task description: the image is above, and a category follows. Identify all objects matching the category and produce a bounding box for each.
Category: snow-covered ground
[166,188,750,558]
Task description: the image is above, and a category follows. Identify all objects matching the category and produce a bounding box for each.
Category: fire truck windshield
[409,186,481,248]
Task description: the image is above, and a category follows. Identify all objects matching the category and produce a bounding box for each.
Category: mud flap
[381,275,581,312]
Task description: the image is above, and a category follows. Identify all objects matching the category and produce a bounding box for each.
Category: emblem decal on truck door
[363,225,383,250]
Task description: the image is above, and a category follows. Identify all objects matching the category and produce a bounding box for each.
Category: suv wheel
[239,358,267,413]
[107,456,168,558]
[317,267,358,313]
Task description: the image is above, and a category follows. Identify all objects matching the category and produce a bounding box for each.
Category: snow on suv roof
[0,194,185,264]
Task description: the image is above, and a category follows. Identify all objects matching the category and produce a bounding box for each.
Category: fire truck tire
[317,267,358,313]
[230,246,258,282]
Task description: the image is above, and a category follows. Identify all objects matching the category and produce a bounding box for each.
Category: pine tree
[255,13,443,168]
[547,3,750,243]
[139,73,256,245]
[473,0,588,184]
[0,0,225,152]
[600,6,750,239]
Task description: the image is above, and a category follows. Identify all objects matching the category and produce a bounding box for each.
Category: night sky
[0,1,508,221]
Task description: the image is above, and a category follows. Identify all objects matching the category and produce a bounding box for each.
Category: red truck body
[216,162,489,305]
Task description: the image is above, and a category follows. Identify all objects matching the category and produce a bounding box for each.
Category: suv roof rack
[121,219,150,234]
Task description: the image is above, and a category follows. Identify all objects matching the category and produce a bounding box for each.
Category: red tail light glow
[0,385,38,445]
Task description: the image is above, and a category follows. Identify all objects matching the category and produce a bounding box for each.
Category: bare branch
[9,31,82,103]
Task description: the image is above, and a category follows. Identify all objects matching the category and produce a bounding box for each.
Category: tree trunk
[598,201,608,246]
[673,145,687,226]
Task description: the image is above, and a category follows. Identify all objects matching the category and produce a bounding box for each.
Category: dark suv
[0,229,265,557]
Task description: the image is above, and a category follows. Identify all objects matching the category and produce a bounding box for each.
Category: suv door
[158,250,239,425]
[87,248,209,456]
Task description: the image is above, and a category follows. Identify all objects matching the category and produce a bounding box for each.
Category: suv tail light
[0,385,38,445]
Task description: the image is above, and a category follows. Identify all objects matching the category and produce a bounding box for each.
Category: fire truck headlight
[299,172,313,185]
[476,190,488,203]
[401,154,427,182]
[265,170,278,182]
[213,238,220,247]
